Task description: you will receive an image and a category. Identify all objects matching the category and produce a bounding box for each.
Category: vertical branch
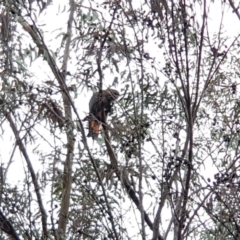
[181,0,190,103]
[167,2,198,238]
[5,112,48,239]
[96,6,117,90]
[9,3,91,237]
[102,125,163,240]
[13,0,81,236]
[57,0,75,237]
[120,4,148,237]
[175,1,207,238]
[192,0,207,119]
[177,121,193,240]
[169,0,189,120]
[175,2,195,238]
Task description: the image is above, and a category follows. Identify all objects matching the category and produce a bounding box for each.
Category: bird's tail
[88,120,101,138]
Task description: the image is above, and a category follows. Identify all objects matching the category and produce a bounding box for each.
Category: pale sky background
[0,0,239,239]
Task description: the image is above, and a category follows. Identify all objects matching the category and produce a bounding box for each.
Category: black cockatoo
[87,88,119,137]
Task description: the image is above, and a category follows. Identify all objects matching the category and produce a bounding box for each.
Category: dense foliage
[0,0,240,239]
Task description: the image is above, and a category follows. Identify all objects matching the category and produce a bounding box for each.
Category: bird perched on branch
[86,88,119,138]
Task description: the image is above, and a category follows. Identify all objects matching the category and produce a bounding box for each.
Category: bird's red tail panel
[90,121,101,134]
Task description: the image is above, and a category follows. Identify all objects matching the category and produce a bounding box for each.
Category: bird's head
[106,88,120,100]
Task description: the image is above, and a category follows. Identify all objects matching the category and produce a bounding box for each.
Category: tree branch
[0,209,21,240]
[5,112,48,239]
[56,0,76,237]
